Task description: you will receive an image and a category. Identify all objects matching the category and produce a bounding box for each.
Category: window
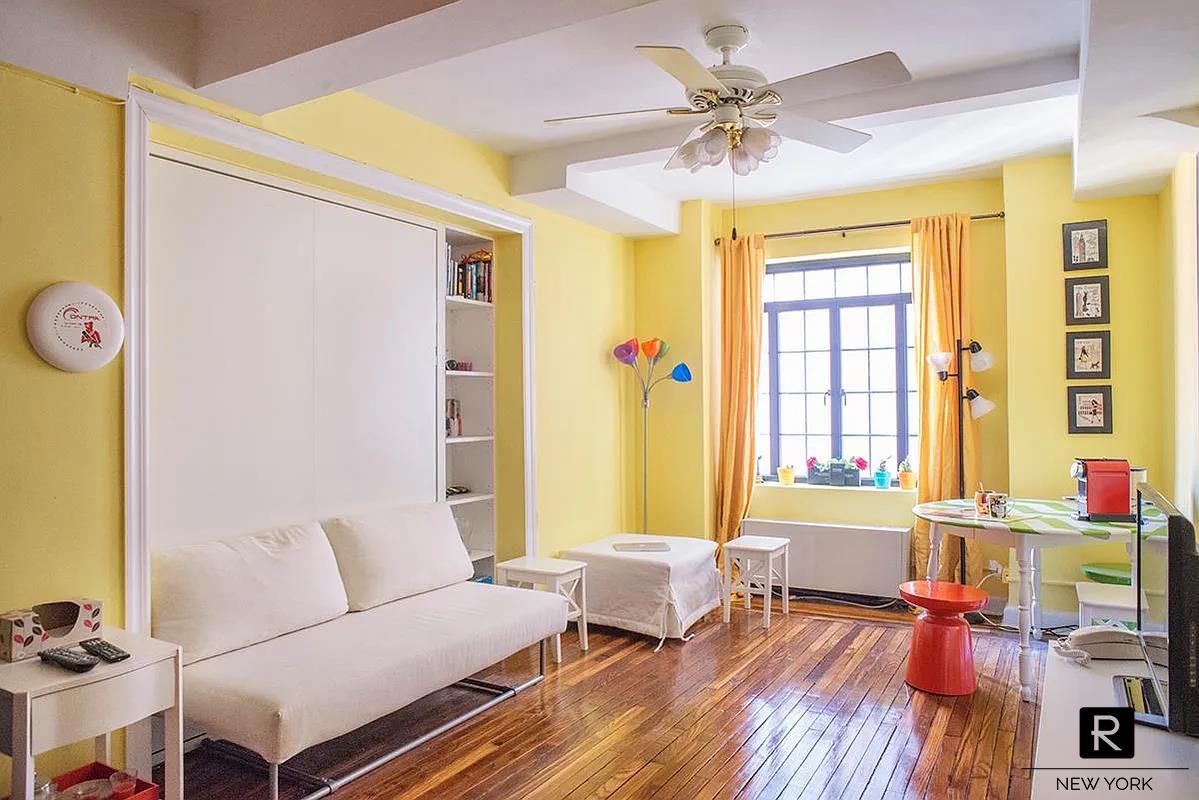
[757,253,917,482]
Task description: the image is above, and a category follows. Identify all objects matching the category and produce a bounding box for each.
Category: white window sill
[756,481,917,495]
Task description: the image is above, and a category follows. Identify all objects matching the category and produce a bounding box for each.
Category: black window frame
[762,252,915,482]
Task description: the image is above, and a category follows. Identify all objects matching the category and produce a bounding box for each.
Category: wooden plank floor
[170,600,1044,800]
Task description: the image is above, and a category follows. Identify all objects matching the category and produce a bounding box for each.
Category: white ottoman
[559,534,721,650]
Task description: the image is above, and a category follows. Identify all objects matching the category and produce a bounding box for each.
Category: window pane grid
[763,255,914,479]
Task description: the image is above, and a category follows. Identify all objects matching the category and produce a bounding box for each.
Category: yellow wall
[1159,153,1199,517]
[0,63,126,785]
[1002,155,1166,612]
[630,200,718,537]
[0,65,636,781]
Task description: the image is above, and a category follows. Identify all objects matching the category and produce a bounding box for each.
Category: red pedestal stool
[899,580,990,696]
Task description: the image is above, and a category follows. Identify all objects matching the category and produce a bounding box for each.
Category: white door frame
[123,88,538,633]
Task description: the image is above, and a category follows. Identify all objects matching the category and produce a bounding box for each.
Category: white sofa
[151,503,567,797]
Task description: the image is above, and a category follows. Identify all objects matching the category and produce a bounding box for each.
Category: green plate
[1080,561,1132,586]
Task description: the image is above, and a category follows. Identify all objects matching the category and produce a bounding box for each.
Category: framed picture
[1062,219,1108,270]
[1066,331,1111,379]
[1065,276,1110,325]
[1067,385,1113,434]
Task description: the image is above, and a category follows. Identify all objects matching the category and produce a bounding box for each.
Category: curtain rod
[713,211,1004,246]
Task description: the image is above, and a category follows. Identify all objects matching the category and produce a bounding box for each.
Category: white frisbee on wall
[26,282,125,372]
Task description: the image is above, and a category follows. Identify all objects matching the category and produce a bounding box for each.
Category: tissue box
[0,609,47,662]
[32,597,103,647]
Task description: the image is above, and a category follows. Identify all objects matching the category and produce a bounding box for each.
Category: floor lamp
[926,339,997,584]
[612,338,692,535]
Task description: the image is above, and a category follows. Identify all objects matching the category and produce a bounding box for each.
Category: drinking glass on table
[110,767,139,799]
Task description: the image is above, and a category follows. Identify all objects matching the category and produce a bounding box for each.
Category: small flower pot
[898,471,917,490]
[873,470,892,489]
[844,466,862,486]
[807,467,829,485]
[777,466,796,485]
[828,463,846,486]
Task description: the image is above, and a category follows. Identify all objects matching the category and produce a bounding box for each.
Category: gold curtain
[714,234,767,548]
[911,214,983,583]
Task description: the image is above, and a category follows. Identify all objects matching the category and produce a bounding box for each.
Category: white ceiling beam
[196,0,660,114]
[796,52,1079,128]
[510,55,1080,236]
[1073,0,1199,198]
[0,0,195,98]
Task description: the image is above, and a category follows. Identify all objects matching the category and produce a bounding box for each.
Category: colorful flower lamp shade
[612,337,692,535]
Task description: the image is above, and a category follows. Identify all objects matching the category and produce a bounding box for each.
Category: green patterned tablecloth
[913,498,1167,539]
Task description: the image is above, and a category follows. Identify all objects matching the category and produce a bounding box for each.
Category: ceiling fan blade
[545,106,695,124]
[770,112,872,153]
[768,51,911,107]
[1143,105,1199,127]
[636,46,729,94]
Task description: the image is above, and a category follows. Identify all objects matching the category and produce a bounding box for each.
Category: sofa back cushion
[152,522,349,664]
[321,503,473,610]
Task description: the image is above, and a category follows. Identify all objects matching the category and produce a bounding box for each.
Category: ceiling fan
[545,24,911,175]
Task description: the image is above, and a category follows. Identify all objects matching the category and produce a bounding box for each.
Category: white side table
[496,556,588,663]
[0,628,183,800]
[723,535,790,629]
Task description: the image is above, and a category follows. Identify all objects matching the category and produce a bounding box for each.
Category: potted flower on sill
[777,463,797,485]
[846,456,868,486]
[873,456,893,489]
[805,457,829,485]
[897,458,917,490]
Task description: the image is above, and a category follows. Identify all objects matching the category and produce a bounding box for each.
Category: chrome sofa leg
[270,763,279,800]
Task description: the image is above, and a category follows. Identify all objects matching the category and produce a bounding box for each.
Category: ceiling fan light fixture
[729,146,756,176]
[739,125,780,162]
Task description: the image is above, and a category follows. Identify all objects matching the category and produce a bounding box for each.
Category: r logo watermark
[1079,707,1135,758]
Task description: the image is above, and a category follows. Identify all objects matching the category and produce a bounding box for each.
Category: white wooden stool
[723,535,790,628]
[496,556,588,662]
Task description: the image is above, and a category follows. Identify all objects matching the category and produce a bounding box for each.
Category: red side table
[899,580,989,695]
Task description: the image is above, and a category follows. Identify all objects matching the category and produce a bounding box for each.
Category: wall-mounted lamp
[925,338,1000,583]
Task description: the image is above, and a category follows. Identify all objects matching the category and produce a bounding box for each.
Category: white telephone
[1051,625,1169,667]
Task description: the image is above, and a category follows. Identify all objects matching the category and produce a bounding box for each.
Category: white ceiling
[591,94,1076,205]
[363,0,1084,154]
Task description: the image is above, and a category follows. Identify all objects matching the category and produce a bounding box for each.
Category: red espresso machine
[1070,458,1135,522]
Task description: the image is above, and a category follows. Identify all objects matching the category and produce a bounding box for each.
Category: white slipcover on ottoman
[558,533,721,642]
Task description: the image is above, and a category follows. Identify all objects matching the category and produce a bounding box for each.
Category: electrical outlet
[987,560,1006,581]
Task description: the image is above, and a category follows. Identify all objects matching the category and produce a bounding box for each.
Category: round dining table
[912,497,1166,702]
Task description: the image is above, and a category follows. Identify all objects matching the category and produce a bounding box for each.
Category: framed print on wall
[1065,275,1111,325]
[1066,331,1111,379]
[1067,385,1113,434]
[1062,219,1108,270]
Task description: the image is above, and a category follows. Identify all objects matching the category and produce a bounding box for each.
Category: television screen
[1133,486,1199,736]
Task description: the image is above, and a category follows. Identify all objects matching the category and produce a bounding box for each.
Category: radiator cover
[740,518,911,599]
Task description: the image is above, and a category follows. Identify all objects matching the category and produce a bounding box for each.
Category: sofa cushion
[321,503,472,610]
[183,581,568,763]
[152,522,348,665]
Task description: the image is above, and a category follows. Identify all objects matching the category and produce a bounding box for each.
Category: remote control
[80,638,131,663]
[39,647,100,673]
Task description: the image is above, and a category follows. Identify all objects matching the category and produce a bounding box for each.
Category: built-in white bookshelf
[444,227,497,581]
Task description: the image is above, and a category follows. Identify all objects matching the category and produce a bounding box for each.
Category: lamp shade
[970,348,996,372]
[612,338,639,365]
[926,352,953,372]
[671,362,692,382]
[969,393,997,419]
[641,338,664,361]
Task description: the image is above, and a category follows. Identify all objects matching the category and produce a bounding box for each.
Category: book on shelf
[446,248,493,303]
[446,398,462,437]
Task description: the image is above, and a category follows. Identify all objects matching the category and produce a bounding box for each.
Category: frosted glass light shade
[970,349,996,372]
[926,352,953,372]
[969,393,997,419]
